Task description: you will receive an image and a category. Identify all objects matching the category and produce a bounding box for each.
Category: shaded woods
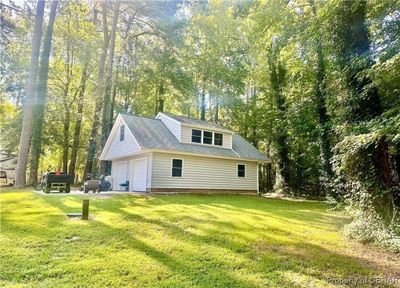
[1,0,399,251]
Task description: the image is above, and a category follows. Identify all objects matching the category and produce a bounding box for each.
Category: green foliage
[344,209,400,253]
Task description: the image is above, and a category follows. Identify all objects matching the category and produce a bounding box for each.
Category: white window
[172,159,183,177]
[238,164,246,178]
[191,129,201,143]
[203,131,213,144]
[214,133,223,146]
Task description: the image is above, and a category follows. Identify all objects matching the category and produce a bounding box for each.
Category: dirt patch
[348,239,400,278]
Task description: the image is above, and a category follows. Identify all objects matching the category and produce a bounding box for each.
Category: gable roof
[160,112,232,133]
[120,114,268,162]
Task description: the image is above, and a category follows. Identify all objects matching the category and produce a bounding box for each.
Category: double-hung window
[238,164,246,178]
[214,133,223,146]
[203,131,213,144]
[172,159,183,177]
[191,129,202,143]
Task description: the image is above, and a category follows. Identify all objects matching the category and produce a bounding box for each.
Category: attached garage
[112,157,148,192]
[112,161,128,190]
[129,158,147,192]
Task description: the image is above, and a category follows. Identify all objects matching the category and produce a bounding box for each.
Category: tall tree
[268,47,290,190]
[84,1,110,177]
[309,0,333,191]
[68,5,97,181]
[29,0,58,182]
[99,1,120,175]
[332,0,398,220]
[68,57,90,180]
[14,0,45,188]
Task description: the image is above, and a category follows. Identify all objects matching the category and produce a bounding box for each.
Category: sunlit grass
[0,191,391,287]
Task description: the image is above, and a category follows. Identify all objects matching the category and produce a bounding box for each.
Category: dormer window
[191,129,201,143]
[214,133,223,146]
[120,124,125,141]
[203,131,213,144]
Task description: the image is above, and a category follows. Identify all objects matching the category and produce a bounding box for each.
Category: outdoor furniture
[119,180,129,191]
[84,180,100,193]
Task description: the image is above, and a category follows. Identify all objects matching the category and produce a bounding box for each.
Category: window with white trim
[238,164,246,178]
[191,129,201,143]
[214,133,223,146]
[172,159,183,177]
[203,131,213,144]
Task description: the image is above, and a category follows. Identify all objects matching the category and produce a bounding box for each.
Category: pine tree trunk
[14,0,45,187]
[99,1,119,176]
[84,1,110,178]
[68,59,89,181]
[29,0,58,183]
[200,84,206,120]
[61,11,74,174]
[214,91,219,123]
[108,57,119,133]
[62,106,70,172]
[101,1,119,149]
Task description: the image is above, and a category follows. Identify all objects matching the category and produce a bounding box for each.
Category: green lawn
[0,191,397,287]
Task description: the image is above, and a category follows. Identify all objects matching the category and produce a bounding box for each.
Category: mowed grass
[0,191,396,288]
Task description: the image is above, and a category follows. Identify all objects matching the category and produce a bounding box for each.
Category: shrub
[344,208,400,253]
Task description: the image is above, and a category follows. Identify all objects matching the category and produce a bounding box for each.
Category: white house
[99,112,269,193]
[0,152,17,186]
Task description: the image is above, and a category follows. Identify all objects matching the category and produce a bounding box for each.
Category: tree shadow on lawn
[3,193,398,287]
[45,195,400,286]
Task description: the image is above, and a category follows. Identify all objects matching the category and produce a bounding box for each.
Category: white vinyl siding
[181,126,233,149]
[104,118,140,160]
[156,113,181,141]
[151,152,257,190]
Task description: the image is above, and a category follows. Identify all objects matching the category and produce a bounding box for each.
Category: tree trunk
[84,1,110,178]
[214,91,219,123]
[156,83,165,114]
[14,0,45,187]
[29,0,58,183]
[269,50,290,190]
[108,56,119,133]
[62,105,70,172]
[101,1,119,149]
[309,0,333,191]
[200,84,206,120]
[250,86,258,148]
[99,1,119,176]
[68,59,89,181]
[61,8,74,174]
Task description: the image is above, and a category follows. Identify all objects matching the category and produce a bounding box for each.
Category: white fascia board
[99,114,142,161]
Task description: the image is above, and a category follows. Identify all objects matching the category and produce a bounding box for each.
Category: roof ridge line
[120,113,159,121]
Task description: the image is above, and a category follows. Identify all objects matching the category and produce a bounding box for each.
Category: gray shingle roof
[120,114,268,162]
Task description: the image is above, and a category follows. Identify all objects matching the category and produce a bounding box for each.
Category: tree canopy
[1,0,399,252]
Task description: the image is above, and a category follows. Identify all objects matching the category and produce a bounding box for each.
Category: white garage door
[131,158,147,192]
[114,162,128,190]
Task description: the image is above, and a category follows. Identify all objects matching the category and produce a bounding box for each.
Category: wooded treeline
[1,0,399,251]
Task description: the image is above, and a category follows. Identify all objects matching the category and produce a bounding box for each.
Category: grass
[0,190,399,288]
